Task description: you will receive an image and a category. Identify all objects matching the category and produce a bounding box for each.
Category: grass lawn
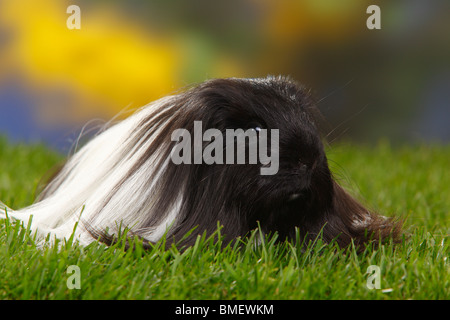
[0,137,448,300]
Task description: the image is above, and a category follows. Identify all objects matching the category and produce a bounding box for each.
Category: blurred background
[0,0,449,153]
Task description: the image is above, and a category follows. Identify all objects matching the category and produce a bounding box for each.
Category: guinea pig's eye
[248,122,263,133]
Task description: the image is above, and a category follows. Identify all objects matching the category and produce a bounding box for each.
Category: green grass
[0,137,448,300]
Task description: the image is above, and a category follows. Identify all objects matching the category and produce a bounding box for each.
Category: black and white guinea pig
[0,76,401,249]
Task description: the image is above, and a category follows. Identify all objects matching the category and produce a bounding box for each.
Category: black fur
[83,76,401,250]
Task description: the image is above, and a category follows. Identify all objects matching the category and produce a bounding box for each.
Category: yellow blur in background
[1,0,193,121]
[0,0,363,120]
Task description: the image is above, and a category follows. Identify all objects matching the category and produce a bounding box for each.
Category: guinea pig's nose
[298,158,318,172]
[297,160,308,171]
[294,162,309,176]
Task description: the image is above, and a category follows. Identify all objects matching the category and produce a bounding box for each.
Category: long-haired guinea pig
[0,76,401,249]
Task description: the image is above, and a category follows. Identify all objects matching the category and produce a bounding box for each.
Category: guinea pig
[0,76,401,250]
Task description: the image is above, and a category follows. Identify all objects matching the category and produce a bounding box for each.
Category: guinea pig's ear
[322,180,403,250]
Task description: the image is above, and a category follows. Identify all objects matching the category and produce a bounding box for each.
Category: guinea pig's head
[169,76,334,236]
